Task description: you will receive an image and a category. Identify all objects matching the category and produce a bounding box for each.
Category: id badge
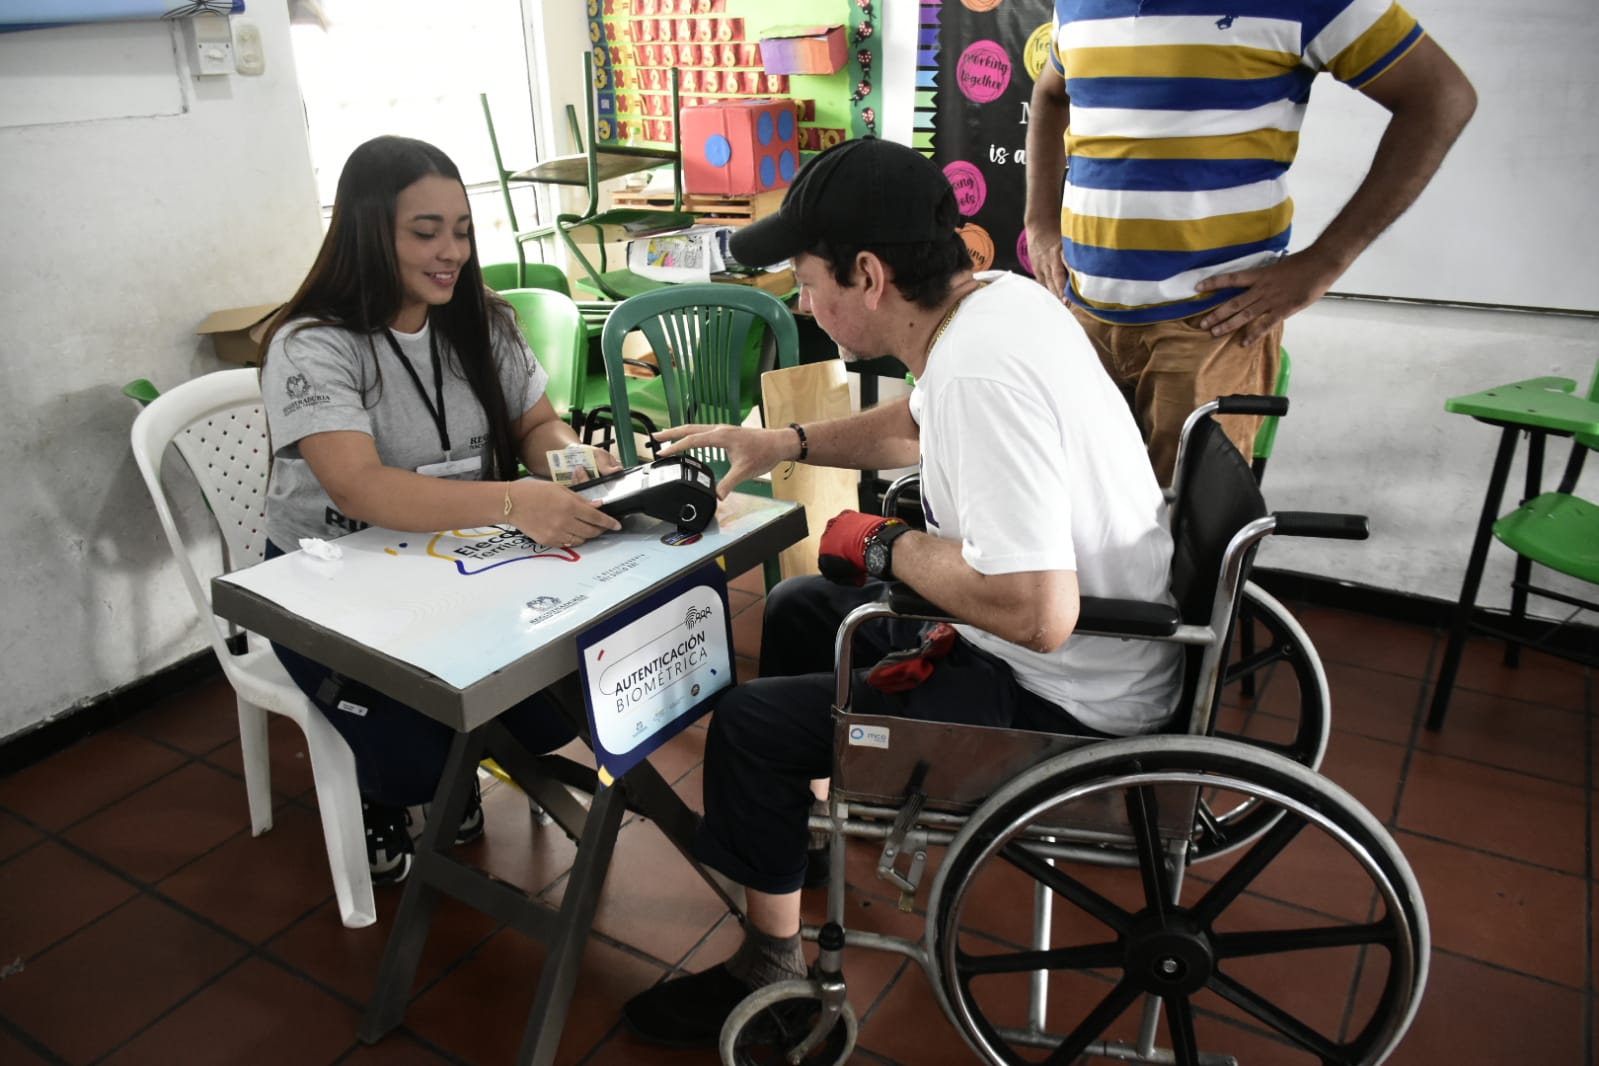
[416,455,479,478]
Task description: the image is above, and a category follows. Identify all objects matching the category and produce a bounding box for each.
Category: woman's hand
[507,479,621,548]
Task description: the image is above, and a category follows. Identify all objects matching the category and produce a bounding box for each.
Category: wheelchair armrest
[1273,511,1369,540]
[881,585,1180,637]
[1215,394,1289,418]
[1076,597,1182,637]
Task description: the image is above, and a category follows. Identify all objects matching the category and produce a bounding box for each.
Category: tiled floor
[0,566,1591,1065]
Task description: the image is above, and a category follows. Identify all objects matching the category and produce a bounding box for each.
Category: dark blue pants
[265,541,577,807]
[694,576,1107,895]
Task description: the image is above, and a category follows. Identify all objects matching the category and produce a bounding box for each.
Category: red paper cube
[682,99,800,196]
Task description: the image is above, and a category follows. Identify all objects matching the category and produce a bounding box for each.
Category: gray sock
[725,924,806,988]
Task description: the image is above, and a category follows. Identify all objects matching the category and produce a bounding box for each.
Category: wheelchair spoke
[956,941,1124,977]
[1208,971,1345,1064]
[1002,842,1132,933]
[1164,993,1201,1066]
[1214,921,1397,959]
[1190,810,1305,925]
[1041,978,1143,1065]
[1222,643,1285,685]
[1124,784,1173,917]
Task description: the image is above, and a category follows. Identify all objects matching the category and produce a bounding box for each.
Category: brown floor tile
[1397,831,1585,988]
[121,675,239,756]
[1293,605,1437,679]
[1451,638,1588,711]
[339,1031,459,1065]
[727,567,765,598]
[731,600,765,660]
[1416,685,1587,785]
[157,803,335,944]
[1321,661,1425,745]
[0,1027,54,1065]
[0,731,185,832]
[64,761,249,884]
[0,809,43,863]
[735,656,758,684]
[856,962,982,1065]
[1398,750,1586,874]
[544,817,730,969]
[0,839,138,964]
[98,957,360,1066]
[1377,950,1583,1065]
[726,587,760,616]
[584,1032,722,1065]
[0,895,246,1064]
[673,763,705,813]
[1317,729,1408,823]
[456,778,580,898]
[267,893,498,1007]
[202,713,319,804]
[404,927,664,1066]
[646,723,707,788]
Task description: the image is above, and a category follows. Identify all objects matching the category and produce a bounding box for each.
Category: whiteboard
[1288,0,1599,313]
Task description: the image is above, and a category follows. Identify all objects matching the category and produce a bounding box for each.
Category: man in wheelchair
[624,136,1184,1048]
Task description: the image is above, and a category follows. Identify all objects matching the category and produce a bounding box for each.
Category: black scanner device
[572,454,720,533]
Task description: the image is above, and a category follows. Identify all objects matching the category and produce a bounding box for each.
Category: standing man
[1025,1,1476,484]
[621,136,1181,1047]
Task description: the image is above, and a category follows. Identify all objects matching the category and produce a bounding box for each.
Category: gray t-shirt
[261,314,548,547]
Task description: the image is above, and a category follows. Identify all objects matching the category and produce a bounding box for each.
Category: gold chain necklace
[926,280,989,357]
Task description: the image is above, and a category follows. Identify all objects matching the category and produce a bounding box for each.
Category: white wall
[0,8,323,742]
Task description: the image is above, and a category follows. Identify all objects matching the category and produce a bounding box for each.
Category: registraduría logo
[282,373,331,415]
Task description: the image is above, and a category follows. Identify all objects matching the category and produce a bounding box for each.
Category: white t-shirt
[909,271,1182,734]
[261,313,548,547]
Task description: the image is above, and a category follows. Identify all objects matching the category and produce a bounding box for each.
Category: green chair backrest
[499,288,586,420]
[1252,346,1292,462]
[123,379,161,407]
[599,284,801,473]
[483,261,574,298]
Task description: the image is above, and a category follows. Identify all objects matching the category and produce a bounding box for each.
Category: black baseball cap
[728,137,961,269]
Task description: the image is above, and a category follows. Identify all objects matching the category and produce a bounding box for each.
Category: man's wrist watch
[864,519,913,580]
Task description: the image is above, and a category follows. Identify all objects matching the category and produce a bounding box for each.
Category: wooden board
[609,188,783,228]
[761,361,859,580]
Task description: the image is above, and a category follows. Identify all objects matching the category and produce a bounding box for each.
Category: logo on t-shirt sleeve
[282,373,331,415]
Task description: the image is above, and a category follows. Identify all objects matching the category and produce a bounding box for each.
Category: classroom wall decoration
[919,0,1052,276]
[584,0,880,161]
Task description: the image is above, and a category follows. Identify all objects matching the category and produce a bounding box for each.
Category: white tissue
[298,537,343,561]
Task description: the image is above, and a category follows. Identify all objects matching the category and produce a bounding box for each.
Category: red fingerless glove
[866,623,959,693]
[818,510,889,586]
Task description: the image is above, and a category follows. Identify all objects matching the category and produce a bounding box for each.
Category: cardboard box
[196,303,282,365]
[682,99,800,196]
[758,25,846,75]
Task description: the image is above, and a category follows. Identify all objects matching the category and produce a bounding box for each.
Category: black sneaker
[622,964,757,1048]
[363,799,413,886]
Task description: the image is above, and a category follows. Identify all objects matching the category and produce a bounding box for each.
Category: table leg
[1427,426,1519,731]
[359,727,485,1042]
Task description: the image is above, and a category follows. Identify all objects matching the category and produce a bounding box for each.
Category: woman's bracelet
[502,482,514,519]
[789,422,808,463]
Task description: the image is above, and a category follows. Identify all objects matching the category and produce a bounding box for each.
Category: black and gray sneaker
[363,798,414,886]
[414,771,486,847]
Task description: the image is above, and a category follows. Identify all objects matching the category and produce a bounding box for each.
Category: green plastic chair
[482,261,573,297]
[497,288,599,435]
[600,285,801,586]
[1251,347,1291,481]
[1428,361,1599,730]
[123,378,161,407]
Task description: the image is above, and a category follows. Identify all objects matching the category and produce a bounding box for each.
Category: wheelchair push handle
[1216,394,1289,418]
[1274,511,1369,540]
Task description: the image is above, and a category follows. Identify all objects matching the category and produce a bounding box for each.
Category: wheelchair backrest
[1167,415,1270,707]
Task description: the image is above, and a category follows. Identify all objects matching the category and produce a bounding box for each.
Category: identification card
[416,455,480,478]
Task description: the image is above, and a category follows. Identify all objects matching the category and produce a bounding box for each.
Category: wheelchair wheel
[719,978,858,1066]
[927,736,1427,1066]
[1195,583,1331,861]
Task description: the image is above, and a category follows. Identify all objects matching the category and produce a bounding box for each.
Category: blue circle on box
[779,150,797,182]
[757,112,774,145]
[778,110,795,141]
[760,156,777,187]
[704,133,732,168]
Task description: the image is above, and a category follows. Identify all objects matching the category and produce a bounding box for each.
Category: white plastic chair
[130,368,376,928]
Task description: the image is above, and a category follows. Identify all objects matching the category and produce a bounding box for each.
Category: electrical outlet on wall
[189,14,233,77]
[234,21,265,76]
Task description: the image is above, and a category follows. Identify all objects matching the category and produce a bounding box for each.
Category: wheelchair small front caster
[719,978,858,1066]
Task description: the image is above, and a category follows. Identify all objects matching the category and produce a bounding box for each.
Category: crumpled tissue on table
[298,537,343,561]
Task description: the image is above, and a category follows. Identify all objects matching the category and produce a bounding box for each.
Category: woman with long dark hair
[259,135,619,884]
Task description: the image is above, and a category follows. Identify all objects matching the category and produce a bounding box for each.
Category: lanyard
[381,326,451,453]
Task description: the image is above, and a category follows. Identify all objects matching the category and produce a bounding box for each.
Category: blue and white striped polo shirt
[1050,0,1425,324]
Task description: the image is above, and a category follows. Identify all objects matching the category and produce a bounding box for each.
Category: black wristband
[789,422,808,462]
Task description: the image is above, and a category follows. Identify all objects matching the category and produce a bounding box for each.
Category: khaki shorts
[1069,304,1282,486]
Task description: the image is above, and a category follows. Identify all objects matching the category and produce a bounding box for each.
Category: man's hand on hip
[1194,249,1347,346]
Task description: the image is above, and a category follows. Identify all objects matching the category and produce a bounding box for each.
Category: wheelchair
[718,398,1427,1066]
